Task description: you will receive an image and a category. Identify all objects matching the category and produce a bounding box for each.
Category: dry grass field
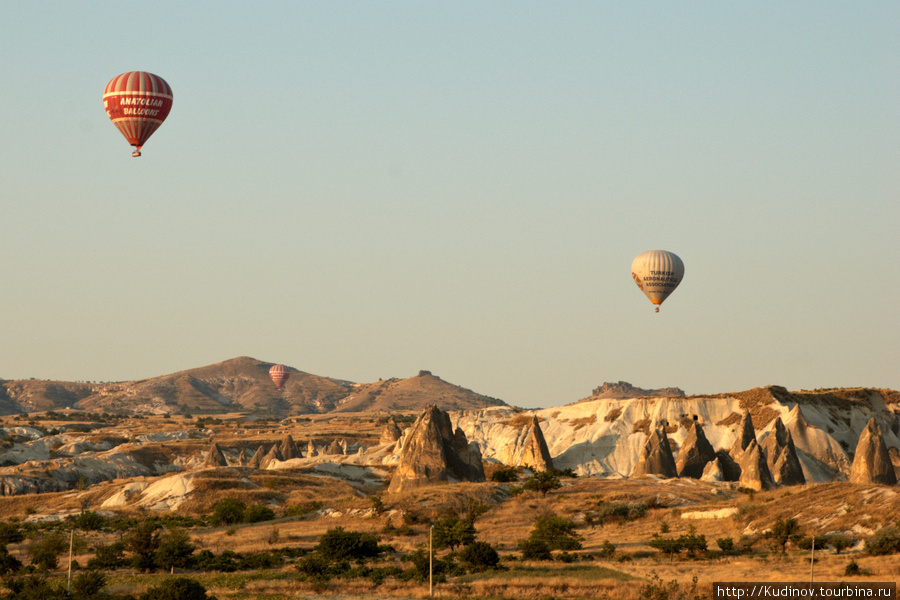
[1,413,898,599]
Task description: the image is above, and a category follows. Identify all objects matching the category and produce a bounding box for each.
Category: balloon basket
[131,151,141,157]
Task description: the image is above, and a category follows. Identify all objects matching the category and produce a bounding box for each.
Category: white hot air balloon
[631,250,684,312]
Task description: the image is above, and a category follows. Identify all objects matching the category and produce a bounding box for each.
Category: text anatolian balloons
[103,72,173,157]
[631,250,684,312]
[269,365,290,390]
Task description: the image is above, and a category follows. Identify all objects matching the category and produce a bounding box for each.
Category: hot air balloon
[631,250,684,312]
[103,71,173,157]
[269,364,289,390]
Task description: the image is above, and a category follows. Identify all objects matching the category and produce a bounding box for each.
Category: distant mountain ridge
[0,357,506,417]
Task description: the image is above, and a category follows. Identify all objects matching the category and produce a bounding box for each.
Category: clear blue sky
[1,3,897,409]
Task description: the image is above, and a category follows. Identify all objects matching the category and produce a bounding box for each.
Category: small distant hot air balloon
[103,71,173,157]
[269,364,289,390]
[631,250,684,312]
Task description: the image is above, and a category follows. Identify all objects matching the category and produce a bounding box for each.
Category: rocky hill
[456,385,900,483]
[583,381,686,400]
[334,371,505,413]
[0,358,506,417]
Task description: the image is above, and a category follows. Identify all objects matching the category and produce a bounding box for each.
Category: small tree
[74,511,105,531]
[123,519,161,571]
[155,528,195,571]
[523,471,561,496]
[0,522,24,546]
[87,541,127,570]
[27,532,68,571]
[432,515,476,552]
[768,517,801,554]
[528,516,582,551]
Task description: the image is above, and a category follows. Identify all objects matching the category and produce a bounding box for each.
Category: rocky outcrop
[701,450,741,482]
[203,442,228,468]
[261,444,283,469]
[632,426,677,478]
[238,449,248,467]
[675,422,716,478]
[380,419,402,445]
[761,418,805,485]
[850,418,897,485]
[280,434,301,460]
[738,440,775,491]
[589,382,685,400]
[324,440,344,456]
[730,412,758,460]
[388,405,485,493]
[727,411,775,489]
[784,404,850,482]
[520,417,554,471]
[306,440,318,457]
[246,446,265,469]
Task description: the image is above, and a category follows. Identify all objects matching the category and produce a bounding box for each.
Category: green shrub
[458,541,500,572]
[242,505,275,524]
[491,467,519,483]
[716,537,735,555]
[844,560,861,576]
[138,576,214,600]
[210,499,246,527]
[596,501,648,524]
[864,526,900,556]
[518,538,552,561]
[597,540,616,558]
[522,471,561,496]
[74,511,105,531]
[315,527,380,562]
[527,516,582,551]
[70,570,106,599]
[87,541,126,570]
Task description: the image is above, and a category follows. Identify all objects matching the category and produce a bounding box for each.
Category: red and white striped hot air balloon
[103,71,173,157]
[268,364,290,390]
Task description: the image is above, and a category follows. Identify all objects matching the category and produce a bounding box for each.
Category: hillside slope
[0,358,506,417]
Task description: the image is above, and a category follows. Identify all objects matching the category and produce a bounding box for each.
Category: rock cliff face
[380,419,402,445]
[728,412,775,491]
[520,417,554,471]
[761,418,805,486]
[850,418,897,485]
[279,434,301,460]
[388,405,485,493]
[701,450,741,482]
[738,440,775,491]
[203,442,228,468]
[632,426,677,478]
[246,446,264,469]
[675,421,716,478]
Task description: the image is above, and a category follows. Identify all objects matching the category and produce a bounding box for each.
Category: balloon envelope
[103,71,173,155]
[268,364,290,390]
[631,250,684,311]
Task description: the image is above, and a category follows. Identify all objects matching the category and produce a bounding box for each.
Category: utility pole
[67,526,75,593]
[810,537,815,585]
[429,524,434,597]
